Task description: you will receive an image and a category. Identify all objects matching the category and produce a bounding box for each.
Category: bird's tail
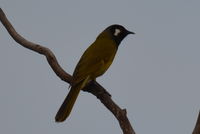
[55,76,90,122]
[55,84,81,122]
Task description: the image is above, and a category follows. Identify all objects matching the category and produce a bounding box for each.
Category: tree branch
[0,8,135,134]
[192,111,200,134]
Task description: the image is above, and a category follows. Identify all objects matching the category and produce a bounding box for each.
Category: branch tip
[122,109,127,115]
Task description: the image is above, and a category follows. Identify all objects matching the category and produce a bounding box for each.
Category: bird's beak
[127,30,135,35]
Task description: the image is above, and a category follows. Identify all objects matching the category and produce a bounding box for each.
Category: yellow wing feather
[73,38,117,84]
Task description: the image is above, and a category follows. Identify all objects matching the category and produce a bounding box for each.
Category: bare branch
[0,8,135,134]
[192,111,200,134]
[83,81,135,134]
[0,8,72,84]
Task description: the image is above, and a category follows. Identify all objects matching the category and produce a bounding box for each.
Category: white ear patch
[114,29,121,36]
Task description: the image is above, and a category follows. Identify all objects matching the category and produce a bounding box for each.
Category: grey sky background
[1,0,200,134]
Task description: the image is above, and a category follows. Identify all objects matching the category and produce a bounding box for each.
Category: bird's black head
[105,24,135,46]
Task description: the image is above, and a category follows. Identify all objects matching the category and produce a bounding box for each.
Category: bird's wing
[72,39,117,85]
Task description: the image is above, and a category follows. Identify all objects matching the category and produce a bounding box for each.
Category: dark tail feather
[55,84,81,122]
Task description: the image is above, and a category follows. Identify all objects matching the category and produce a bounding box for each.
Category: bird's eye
[114,28,121,36]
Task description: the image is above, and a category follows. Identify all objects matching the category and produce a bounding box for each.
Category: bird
[55,24,135,122]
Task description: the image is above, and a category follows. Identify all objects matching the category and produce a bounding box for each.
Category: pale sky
[1,1,200,134]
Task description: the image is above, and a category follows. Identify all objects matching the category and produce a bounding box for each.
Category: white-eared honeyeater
[55,24,135,122]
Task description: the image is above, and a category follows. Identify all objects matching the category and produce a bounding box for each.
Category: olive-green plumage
[55,24,134,122]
